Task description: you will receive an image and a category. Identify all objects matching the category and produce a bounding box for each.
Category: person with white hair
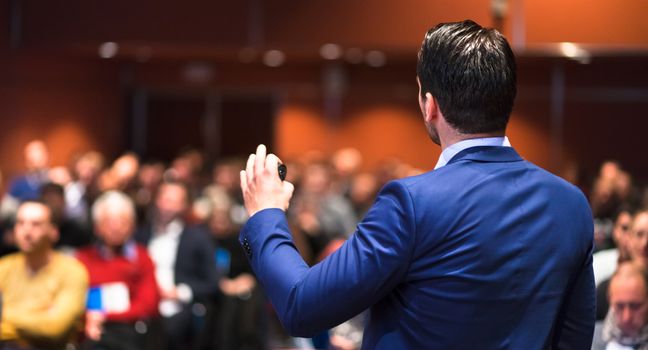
[76,191,159,350]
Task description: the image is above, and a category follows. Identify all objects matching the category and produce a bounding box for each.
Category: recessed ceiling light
[263,50,286,67]
[365,50,386,67]
[320,43,342,60]
[98,42,119,59]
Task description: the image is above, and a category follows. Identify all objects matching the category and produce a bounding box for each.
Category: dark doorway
[129,89,276,164]
[220,94,276,158]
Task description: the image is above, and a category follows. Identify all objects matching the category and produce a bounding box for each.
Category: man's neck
[24,249,53,273]
[440,131,506,151]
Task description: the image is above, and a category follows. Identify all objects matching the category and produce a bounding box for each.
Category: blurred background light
[263,50,286,67]
[319,43,343,60]
[98,42,119,59]
[365,50,387,67]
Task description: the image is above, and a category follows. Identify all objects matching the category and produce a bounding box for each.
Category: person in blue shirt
[7,140,51,202]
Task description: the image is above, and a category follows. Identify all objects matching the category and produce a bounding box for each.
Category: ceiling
[4,0,648,65]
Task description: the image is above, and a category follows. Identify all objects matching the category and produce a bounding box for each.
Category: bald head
[24,140,49,171]
[609,262,648,336]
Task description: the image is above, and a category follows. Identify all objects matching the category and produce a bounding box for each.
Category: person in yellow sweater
[0,200,89,349]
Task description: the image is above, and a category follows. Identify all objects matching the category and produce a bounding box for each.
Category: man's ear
[422,92,438,123]
[49,226,60,244]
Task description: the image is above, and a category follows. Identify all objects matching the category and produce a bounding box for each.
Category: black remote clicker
[278,164,287,181]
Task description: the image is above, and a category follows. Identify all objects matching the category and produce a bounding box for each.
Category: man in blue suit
[239,20,595,349]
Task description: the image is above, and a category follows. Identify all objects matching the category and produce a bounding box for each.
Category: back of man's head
[39,182,66,223]
[417,20,517,134]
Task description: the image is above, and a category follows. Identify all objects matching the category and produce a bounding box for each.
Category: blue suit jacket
[240,146,595,349]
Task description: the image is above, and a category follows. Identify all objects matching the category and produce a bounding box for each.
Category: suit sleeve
[551,212,595,349]
[240,181,416,337]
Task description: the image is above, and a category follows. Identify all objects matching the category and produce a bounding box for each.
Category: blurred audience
[290,160,357,260]
[98,153,140,195]
[134,161,165,221]
[135,181,218,350]
[594,208,635,286]
[76,191,159,350]
[2,139,648,349]
[40,182,94,251]
[201,159,248,226]
[204,199,265,350]
[9,140,51,201]
[0,201,88,349]
[592,262,648,350]
[65,151,105,228]
[591,161,641,251]
[598,210,648,321]
[348,172,379,218]
[1,141,51,223]
[164,149,206,201]
[331,147,363,196]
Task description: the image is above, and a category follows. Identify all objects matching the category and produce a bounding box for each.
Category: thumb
[283,181,295,209]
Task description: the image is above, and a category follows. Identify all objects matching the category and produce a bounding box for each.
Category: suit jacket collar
[447,146,523,165]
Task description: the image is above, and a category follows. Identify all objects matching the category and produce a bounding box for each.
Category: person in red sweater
[76,190,160,350]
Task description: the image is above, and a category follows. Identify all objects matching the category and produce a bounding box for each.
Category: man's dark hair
[157,180,192,205]
[40,182,65,198]
[417,20,517,134]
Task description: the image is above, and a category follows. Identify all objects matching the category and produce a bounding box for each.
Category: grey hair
[91,190,136,223]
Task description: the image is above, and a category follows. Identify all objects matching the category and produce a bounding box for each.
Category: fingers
[249,145,282,182]
[240,170,248,194]
[284,181,295,197]
[283,181,295,210]
[265,153,280,174]
[254,144,267,178]
[246,153,255,184]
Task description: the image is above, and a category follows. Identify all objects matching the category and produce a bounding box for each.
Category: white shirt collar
[434,136,511,170]
[154,219,184,239]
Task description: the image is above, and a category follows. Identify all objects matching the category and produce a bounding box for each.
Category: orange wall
[0,55,123,182]
[524,0,648,45]
[276,103,333,159]
[276,98,552,173]
[277,102,440,171]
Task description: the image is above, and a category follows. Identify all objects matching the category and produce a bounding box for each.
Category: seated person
[135,181,219,350]
[592,262,648,350]
[204,202,263,350]
[0,200,88,349]
[40,182,94,251]
[76,191,159,350]
[593,208,634,287]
